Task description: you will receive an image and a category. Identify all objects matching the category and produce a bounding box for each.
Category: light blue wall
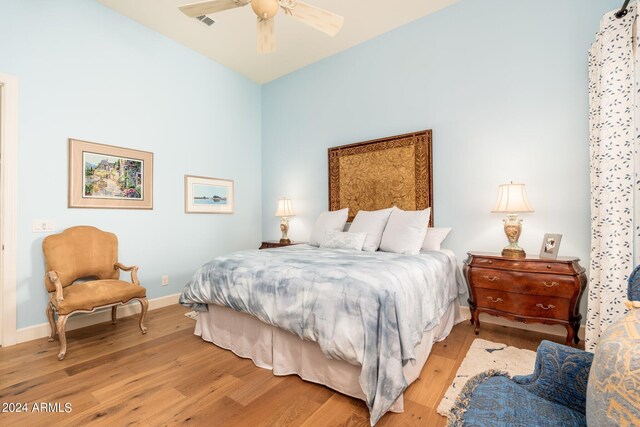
[0,0,262,329]
[0,0,622,330]
[261,0,619,317]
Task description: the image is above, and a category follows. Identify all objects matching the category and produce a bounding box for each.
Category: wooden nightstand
[464,252,587,346]
[259,241,304,250]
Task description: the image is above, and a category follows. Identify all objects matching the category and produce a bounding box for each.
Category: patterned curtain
[587,4,638,351]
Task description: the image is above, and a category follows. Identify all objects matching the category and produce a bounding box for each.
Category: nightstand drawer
[471,257,576,275]
[475,288,570,320]
[470,268,576,298]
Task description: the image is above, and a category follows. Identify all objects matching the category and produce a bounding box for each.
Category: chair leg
[56,314,69,361]
[46,303,57,342]
[111,305,118,325]
[138,298,148,334]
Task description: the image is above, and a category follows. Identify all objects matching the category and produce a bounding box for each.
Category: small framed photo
[184,175,234,214]
[69,139,153,209]
[539,233,562,259]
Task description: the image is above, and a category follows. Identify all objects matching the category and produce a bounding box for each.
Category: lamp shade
[491,183,534,213]
[275,197,295,217]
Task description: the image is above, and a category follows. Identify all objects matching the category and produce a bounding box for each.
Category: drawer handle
[547,264,552,269]
[542,281,559,288]
[536,303,556,310]
[482,275,499,282]
[487,297,503,303]
[488,260,493,264]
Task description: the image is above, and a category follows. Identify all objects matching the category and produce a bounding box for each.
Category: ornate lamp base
[501,213,526,259]
[502,247,526,258]
[279,216,290,244]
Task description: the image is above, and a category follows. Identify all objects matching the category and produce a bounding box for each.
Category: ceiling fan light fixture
[179,0,344,55]
[251,0,279,19]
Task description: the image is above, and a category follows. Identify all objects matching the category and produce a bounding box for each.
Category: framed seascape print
[69,139,153,209]
[539,233,562,259]
[184,175,234,214]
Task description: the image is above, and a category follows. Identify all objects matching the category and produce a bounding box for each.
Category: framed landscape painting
[69,139,153,209]
[184,175,234,214]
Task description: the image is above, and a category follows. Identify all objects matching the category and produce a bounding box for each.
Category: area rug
[185,311,198,320]
[437,338,537,417]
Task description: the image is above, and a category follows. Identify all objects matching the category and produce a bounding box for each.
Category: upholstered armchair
[448,341,593,426]
[587,264,640,426]
[42,226,148,360]
[448,266,640,427]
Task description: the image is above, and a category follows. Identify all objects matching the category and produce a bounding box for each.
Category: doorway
[1,82,3,344]
[0,74,18,347]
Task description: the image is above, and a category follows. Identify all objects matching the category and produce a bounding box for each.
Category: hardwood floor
[0,305,578,426]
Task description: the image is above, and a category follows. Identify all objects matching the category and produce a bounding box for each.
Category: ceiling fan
[179,0,344,54]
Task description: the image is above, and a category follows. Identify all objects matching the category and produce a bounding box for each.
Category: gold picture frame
[69,139,153,209]
[328,130,433,224]
[184,175,234,214]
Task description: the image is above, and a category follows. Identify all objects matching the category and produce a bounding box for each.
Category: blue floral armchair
[448,340,593,426]
[449,266,640,427]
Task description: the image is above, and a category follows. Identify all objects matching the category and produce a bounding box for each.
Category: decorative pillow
[309,208,349,247]
[349,208,394,252]
[421,227,452,252]
[320,230,367,251]
[379,208,431,255]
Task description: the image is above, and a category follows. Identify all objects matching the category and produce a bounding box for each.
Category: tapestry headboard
[328,130,433,225]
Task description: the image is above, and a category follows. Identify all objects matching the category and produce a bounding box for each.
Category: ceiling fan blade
[283,1,344,37]
[257,17,276,54]
[179,0,249,18]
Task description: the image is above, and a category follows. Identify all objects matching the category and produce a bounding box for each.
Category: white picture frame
[184,175,234,214]
[539,233,562,259]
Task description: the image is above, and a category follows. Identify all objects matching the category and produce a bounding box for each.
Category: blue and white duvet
[180,244,464,425]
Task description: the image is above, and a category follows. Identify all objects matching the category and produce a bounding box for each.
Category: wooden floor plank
[301,393,369,427]
[403,354,458,409]
[0,304,570,426]
[65,385,186,426]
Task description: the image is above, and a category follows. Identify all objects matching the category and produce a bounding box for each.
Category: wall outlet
[161,275,169,286]
[32,220,56,233]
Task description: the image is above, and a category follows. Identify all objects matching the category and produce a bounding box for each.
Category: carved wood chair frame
[45,263,148,361]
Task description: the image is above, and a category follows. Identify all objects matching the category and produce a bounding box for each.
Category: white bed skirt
[195,299,463,414]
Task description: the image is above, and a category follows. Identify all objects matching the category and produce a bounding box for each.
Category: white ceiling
[97,0,460,84]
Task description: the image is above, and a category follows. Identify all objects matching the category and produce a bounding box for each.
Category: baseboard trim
[16,293,180,344]
[459,306,586,341]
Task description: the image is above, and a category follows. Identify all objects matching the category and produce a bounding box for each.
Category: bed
[179,130,465,425]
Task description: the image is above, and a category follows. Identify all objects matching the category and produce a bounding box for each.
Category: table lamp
[491,182,534,258]
[275,197,295,244]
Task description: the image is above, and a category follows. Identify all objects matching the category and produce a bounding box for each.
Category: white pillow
[309,208,349,247]
[379,208,431,255]
[349,208,394,252]
[320,230,367,251]
[421,227,452,252]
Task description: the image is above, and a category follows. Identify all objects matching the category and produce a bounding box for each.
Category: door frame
[0,73,18,347]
